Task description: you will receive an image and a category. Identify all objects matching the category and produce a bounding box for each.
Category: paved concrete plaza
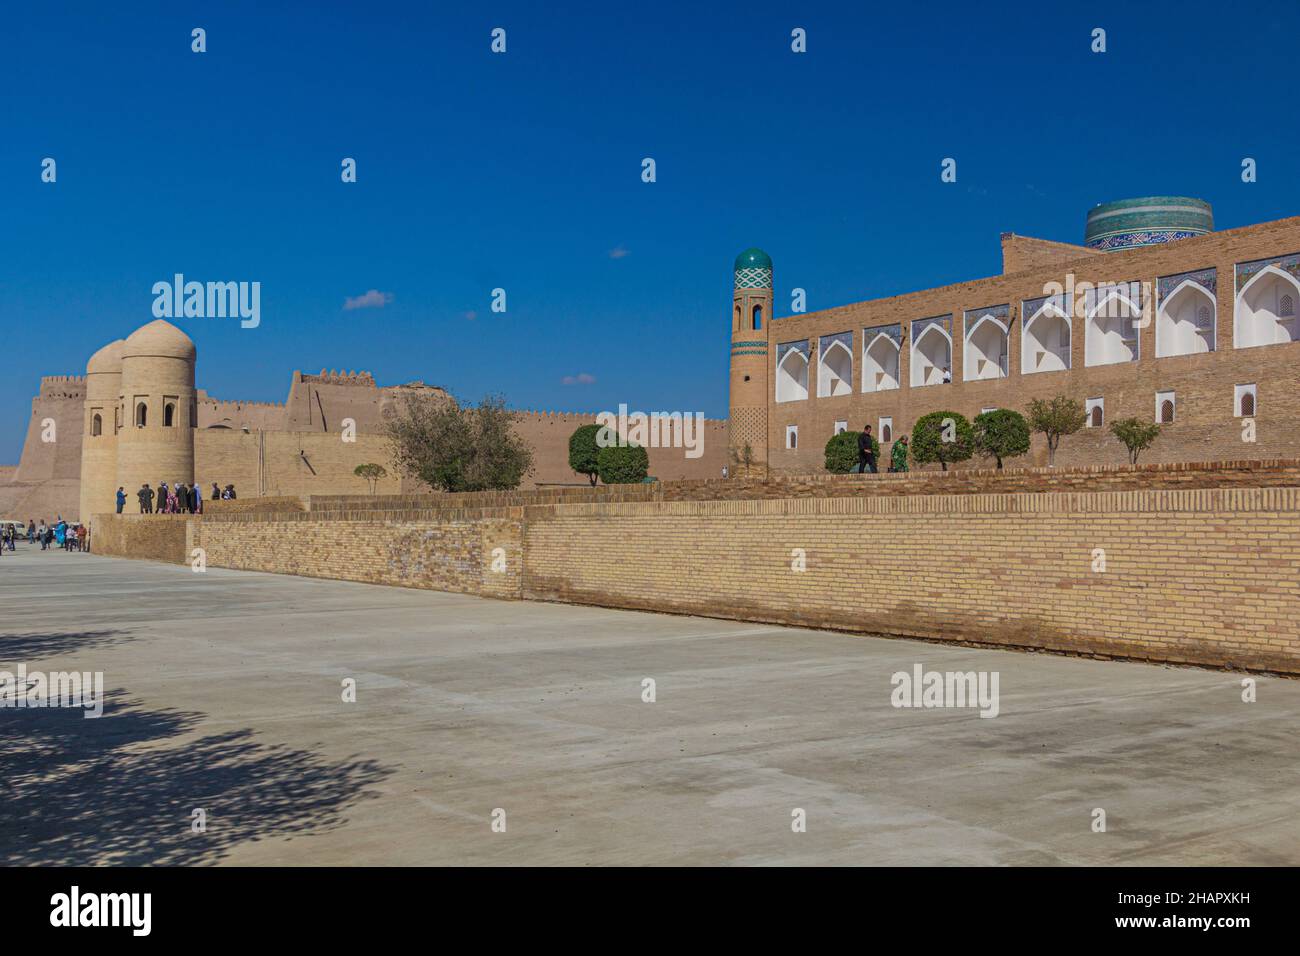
[2,544,1297,866]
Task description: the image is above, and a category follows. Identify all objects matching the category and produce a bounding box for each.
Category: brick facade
[762,216,1300,473]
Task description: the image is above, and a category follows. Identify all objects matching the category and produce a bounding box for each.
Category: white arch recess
[776,348,809,403]
[818,340,853,397]
[863,332,900,392]
[1235,265,1300,349]
[1085,289,1141,367]
[963,315,1009,381]
[911,325,951,387]
[1022,304,1071,374]
[1157,280,1215,357]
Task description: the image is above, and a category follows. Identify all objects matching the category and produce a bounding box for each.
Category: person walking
[857,425,877,475]
[37,520,47,550]
[115,487,127,514]
[26,519,35,544]
[891,435,910,473]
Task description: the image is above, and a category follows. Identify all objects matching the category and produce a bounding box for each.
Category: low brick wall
[190,513,522,598]
[521,489,1300,674]
[92,514,191,565]
[92,464,1300,675]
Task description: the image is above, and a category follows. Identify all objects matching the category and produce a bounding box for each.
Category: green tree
[353,462,388,494]
[596,441,649,484]
[383,392,534,492]
[1026,395,1086,467]
[910,411,974,472]
[1109,417,1161,466]
[972,409,1031,469]
[568,423,602,486]
[824,430,878,473]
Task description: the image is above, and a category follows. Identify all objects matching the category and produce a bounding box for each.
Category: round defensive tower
[114,320,197,498]
[729,248,772,475]
[78,339,125,526]
[1084,196,1213,251]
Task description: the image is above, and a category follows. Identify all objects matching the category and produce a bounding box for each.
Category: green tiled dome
[1084,197,1213,251]
[734,248,772,271]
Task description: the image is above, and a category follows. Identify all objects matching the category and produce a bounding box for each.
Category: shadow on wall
[0,631,392,866]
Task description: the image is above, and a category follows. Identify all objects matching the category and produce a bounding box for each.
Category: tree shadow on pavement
[0,640,393,865]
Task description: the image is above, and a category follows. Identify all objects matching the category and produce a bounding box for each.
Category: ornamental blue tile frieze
[964,304,1010,334]
[863,323,901,348]
[777,340,808,363]
[1158,267,1217,303]
[1235,252,1300,292]
[911,315,951,340]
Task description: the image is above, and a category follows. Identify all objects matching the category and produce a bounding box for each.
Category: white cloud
[561,372,596,386]
[607,246,629,259]
[344,289,394,310]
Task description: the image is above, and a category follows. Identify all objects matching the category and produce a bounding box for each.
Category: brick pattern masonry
[93,460,1300,674]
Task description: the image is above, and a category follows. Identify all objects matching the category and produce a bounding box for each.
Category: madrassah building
[732,198,1300,474]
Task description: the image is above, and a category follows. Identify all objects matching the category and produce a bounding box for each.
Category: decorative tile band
[1235,252,1300,292]
[776,339,808,363]
[735,267,773,290]
[1157,267,1217,302]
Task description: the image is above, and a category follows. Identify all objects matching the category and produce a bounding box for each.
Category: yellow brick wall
[521,489,1300,673]
[191,513,522,597]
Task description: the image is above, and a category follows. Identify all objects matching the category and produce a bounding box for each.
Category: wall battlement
[302,370,377,386]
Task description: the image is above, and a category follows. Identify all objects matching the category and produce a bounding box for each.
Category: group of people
[0,517,88,553]
[857,425,910,475]
[123,482,237,515]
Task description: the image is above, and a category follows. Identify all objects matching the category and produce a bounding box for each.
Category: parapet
[302,370,377,386]
[39,375,86,398]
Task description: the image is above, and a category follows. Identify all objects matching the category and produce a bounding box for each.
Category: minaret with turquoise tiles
[729,248,772,475]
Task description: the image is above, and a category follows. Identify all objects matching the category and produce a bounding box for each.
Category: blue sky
[3,0,1298,461]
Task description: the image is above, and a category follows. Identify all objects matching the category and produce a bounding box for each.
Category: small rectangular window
[786,424,798,449]
[1156,390,1175,424]
[1234,384,1257,417]
[879,417,893,443]
[833,420,848,435]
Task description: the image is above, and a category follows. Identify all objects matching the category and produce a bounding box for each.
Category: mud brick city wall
[522,489,1300,674]
[191,512,522,598]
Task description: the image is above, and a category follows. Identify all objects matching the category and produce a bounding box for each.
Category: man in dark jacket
[156,481,168,514]
[857,425,877,474]
[138,484,154,514]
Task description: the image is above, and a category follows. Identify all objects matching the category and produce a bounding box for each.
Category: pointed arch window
[752,305,763,330]
[164,402,176,427]
[91,413,102,437]
[135,402,147,427]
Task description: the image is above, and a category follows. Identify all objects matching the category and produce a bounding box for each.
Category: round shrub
[596,442,649,484]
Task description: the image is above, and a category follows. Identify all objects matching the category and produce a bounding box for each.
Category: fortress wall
[511,411,729,484]
[522,489,1300,674]
[192,430,403,500]
[11,377,85,484]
